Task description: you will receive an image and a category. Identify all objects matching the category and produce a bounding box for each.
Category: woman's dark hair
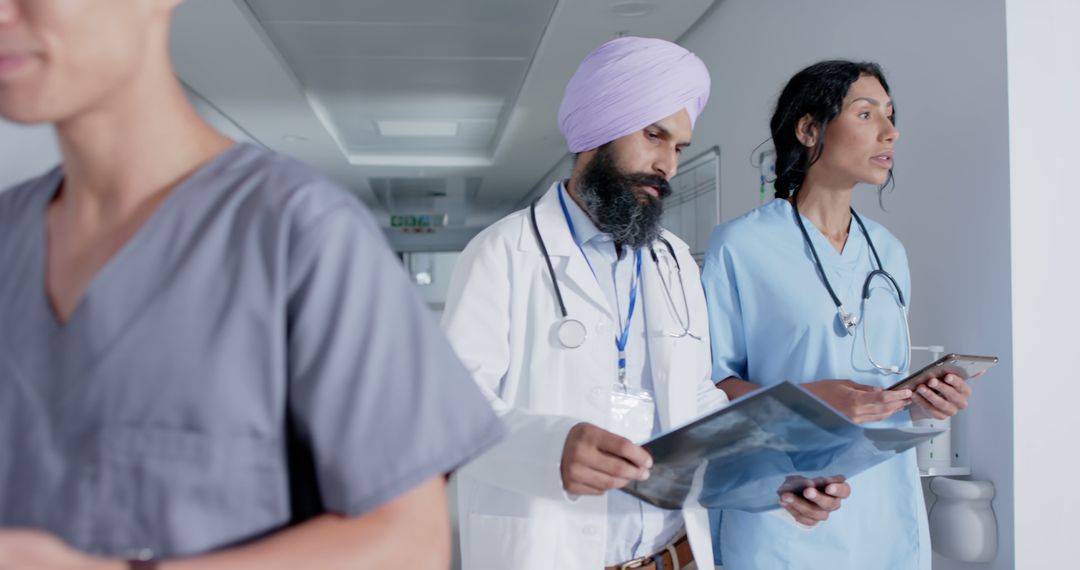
[770,60,894,200]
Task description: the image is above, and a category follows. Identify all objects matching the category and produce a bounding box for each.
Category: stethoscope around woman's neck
[789,192,911,374]
[528,191,700,349]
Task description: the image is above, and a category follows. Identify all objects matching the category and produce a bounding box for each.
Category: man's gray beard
[574,146,668,250]
[578,188,659,249]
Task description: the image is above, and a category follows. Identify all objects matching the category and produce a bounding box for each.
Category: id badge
[609,386,656,443]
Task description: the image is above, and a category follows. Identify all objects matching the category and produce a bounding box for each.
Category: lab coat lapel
[520,183,614,319]
[642,242,677,429]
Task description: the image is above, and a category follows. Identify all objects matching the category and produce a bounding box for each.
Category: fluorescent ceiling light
[376,120,459,137]
[348,154,493,168]
[610,1,656,17]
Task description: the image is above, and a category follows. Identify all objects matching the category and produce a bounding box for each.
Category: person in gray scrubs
[0,1,503,569]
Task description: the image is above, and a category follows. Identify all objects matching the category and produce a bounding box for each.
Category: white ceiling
[247,0,557,165]
[170,0,718,250]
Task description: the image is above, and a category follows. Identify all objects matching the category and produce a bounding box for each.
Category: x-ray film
[621,382,944,511]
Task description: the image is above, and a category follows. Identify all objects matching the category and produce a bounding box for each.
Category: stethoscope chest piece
[556,317,588,349]
[838,306,860,336]
[792,201,911,374]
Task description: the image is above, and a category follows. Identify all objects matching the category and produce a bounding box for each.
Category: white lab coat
[443,182,728,570]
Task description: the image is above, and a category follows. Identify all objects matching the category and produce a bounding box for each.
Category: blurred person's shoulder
[205,143,376,232]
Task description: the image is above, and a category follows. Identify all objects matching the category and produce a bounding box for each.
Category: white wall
[0,120,61,190]
[679,1,1014,567]
[1007,1,1080,568]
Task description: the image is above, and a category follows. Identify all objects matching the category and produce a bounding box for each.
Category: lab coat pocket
[95,427,287,557]
[655,334,708,420]
[464,513,557,570]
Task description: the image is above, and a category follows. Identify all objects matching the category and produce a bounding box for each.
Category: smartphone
[886,353,999,392]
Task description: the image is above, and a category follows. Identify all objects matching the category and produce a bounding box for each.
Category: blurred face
[0,0,167,124]
[805,75,899,187]
[574,108,692,248]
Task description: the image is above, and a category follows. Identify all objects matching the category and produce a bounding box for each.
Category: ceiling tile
[247,0,556,27]
[264,22,535,59]
[246,0,557,163]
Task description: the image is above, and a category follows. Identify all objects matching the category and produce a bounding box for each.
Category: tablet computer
[886,353,999,391]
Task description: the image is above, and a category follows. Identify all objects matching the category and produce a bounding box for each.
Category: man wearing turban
[442,37,849,570]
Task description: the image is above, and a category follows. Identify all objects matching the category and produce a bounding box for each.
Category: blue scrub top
[701,199,929,570]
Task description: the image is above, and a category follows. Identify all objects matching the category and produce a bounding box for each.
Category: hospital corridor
[0,0,1077,569]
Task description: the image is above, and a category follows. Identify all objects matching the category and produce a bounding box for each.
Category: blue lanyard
[558,185,642,381]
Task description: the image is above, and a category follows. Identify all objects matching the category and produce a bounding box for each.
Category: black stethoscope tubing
[791,200,907,332]
[530,199,570,319]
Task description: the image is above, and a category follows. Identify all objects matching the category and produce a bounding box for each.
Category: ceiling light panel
[248,0,554,27]
[377,120,458,137]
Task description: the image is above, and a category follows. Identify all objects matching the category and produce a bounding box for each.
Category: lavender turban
[558,37,711,153]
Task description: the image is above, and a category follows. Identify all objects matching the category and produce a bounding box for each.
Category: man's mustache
[622,173,672,199]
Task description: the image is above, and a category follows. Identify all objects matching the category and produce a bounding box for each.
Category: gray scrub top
[0,144,503,558]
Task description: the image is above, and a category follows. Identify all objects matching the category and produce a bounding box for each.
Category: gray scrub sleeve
[285,193,503,517]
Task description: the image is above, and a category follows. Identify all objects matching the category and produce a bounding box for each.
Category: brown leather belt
[604,532,693,570]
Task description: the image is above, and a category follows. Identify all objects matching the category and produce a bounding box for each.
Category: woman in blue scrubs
[702,60,973,569]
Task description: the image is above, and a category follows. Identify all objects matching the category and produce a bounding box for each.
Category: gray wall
[0,121,60,190]
[678,0,1014,567]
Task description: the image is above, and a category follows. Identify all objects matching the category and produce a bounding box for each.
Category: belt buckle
[618,555,652,570]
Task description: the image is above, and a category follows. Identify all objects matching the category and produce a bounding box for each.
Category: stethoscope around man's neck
[529,186,699,350]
